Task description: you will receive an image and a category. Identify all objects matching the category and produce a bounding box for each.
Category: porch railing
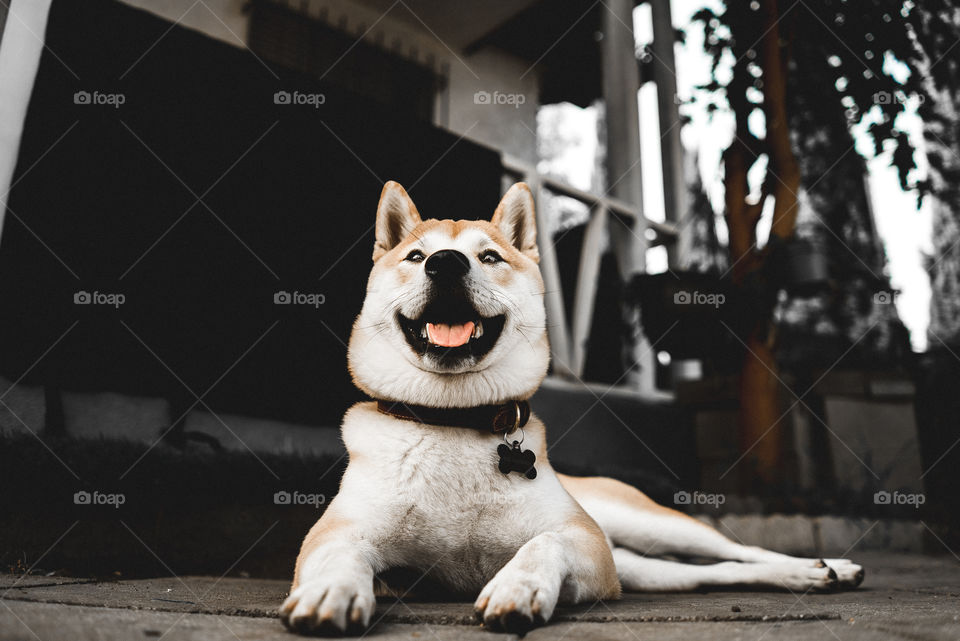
[501,155,678,390]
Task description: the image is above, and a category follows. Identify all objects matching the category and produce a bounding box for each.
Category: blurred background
[0,0,957,577]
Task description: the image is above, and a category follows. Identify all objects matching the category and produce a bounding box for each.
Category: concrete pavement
[1,553,958,640]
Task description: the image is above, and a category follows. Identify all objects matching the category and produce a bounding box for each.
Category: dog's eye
[479,250,504,264]
[404,249,425,263]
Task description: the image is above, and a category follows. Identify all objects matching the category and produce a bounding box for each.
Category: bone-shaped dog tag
[497,441,537,479]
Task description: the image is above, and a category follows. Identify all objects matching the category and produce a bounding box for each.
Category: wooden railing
[501,156,678,389]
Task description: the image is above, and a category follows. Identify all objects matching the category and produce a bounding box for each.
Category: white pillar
[650,0,688,268]
[601,0,655,393]
[0,0,55,241]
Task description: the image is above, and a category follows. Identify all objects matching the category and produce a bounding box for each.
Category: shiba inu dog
[279,182,864,635]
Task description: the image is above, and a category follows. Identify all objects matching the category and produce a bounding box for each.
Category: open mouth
[397,303,506,365]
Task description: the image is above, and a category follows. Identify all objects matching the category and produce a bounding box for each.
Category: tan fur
[369,218,535,292]
[374,218,537,270]
[373,181,421,262]
[491,183,539,261]
[559,473,712,524]
[565,508,622,599]
[291,512,348,589]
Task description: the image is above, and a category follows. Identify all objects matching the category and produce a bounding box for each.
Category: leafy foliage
[907,1,960,202]
[909,2,960,344]
[692,0,931,191]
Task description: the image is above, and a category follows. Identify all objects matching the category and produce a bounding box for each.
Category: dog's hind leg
[611,547,838,592]
[559,474,863,588]
[560,474,767,560]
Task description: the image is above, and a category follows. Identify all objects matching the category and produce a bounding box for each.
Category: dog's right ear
[374,181,422,261]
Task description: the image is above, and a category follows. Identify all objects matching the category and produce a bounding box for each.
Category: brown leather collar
[376,399,530,434]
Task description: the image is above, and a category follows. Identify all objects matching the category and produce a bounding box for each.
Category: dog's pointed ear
[492,183,538,262]
[374,181,422,261]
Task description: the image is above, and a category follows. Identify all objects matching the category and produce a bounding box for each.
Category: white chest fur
[334,402,577,591]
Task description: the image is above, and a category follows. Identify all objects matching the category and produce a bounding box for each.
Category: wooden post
[723,0,800,485]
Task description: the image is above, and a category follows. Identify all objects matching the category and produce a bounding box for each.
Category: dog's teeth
[472,322,483,339]
[420,326,428,339]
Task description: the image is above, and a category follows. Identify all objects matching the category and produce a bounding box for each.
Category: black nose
[425,250,470,283]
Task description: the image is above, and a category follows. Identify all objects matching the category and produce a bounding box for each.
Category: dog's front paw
[279,576,376,636]
[474,570,559,634]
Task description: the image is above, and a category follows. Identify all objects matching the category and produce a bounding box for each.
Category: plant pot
[782,238,831,296]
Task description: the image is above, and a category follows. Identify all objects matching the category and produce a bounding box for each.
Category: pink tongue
[426,321,475,347]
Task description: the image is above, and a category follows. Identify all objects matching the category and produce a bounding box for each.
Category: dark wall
[0,0,502,427]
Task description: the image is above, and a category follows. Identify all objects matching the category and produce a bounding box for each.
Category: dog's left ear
[492,183,539,262]
[374,181,422,261]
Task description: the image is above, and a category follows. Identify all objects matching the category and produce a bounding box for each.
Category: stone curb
[693,514,923,556]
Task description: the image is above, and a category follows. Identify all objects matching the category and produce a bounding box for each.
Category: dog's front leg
[279,517,380,636]
[474,525,617,634]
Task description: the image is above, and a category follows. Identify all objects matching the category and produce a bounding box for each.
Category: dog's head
[348,181,549,407]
